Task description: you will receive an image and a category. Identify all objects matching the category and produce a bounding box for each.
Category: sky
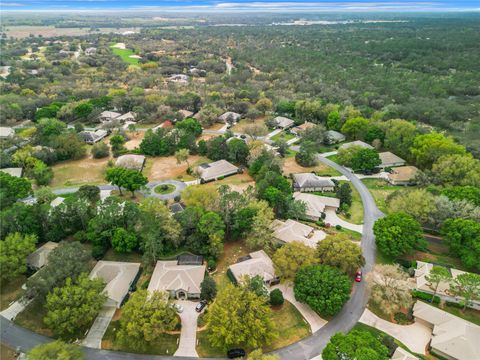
[1,0,479,12]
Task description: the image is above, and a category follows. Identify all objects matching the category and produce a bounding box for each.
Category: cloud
[1,2,26,6]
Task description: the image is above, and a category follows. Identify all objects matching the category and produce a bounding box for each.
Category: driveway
[0,298,31,321]
[359,308,431,354]
[174,301,200,358]
[144,180,186,201]
[324,208,363,233]
[272,284,327,333]
[82,306,117,349]
[266,129,282,139]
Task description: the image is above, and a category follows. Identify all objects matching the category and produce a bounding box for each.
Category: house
[168,74,189,84]
[378,152,406,169]
[415,261,480,310]
[99,111,121,122]
[89,261,141,308]
[78,129,108,144]
[324,130,346,144]
[85,47,97,55]
[27,242,59,270]
[0,127,15,139]
[291,121,315,135]
[115,154,146,171]
[271,219,326,248]
[413,301,480,360]
[169,202,186,214]
[116,112,136,122]
[293,192,340,221]
[273,116,295,130]
[218,111,241,124]
[50,197,65,208]
[147,258,206,299]
[197,160,239,183]
[339,140,374,150]
[228,250,279,286]
[0,167,23,177]
[178,109,194,119]
[391,347,419,360]
[293,173,335,192]
[387,166,419,186]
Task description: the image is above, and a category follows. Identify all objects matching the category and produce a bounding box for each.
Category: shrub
[269,288,284,306]
[381,335,397,357]
[412,290,440,304]
[91,244,107,260]
[174,195,181,202]
[207,258,217,271]
[394,312,409,324]
[335,224,342,230]
[91,142,109,158]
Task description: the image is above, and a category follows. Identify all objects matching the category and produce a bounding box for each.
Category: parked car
[355,270,362,282]
[195,300,207,313]
[173,303,184,313]
[227,348,246,359]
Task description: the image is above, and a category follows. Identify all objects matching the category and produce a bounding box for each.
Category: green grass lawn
[361,178,405,214]
[336,180,363,225]
[14,300,52,337]
[0,276,26,311]
[154,184,176,194]
[271,131,295,142]
[110,46,140,65]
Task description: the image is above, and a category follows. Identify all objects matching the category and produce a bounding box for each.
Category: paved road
[2,154,383,360]
[144,180,187,201]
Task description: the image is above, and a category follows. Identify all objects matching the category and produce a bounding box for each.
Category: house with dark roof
[291,121,316,135]
[293,173,335,192]
[78,129,108,144]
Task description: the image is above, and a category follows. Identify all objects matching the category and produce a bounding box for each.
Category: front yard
[14,300,52,337]
[50,155,109,188]
[282,157,341,177]
[0,276,26,310]
[271,131,296,143]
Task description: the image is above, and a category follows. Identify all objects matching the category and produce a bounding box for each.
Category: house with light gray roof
[27,242,59,270]
[339,140,373,150]
[273,116,295,130]
[324,130,346,144]
[197,159,239,182]
[228,250,279,286]
[293,173,335,192]
[0,127,15,139]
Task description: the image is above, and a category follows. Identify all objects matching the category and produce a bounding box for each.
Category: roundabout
[143,180,187,201]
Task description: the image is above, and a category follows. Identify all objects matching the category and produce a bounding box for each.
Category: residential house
[89,261,141,308]
[293,192,340,221]
[387,166,419,186]
[178,109,194,119]
[228,250,279,286]
[99,111,121,123]
[273,116,295,130]
[413,301,480,360]
[378,152,406,169]
[339,140,374,150]
[196,160,239,183]
[324,130,346,144]
[85,47,97,55]
[116,111,136,122]
[78,129,108,144]
[27,242,59,270]
[271,219,326,248]
[291,121,315,135]
[168,74,189,84]
[0,127,15,139]
[0,168,23,177]
[218,111,241,124]
[293,173,335,192]
[115,154,146,171]
[148,257,206,299]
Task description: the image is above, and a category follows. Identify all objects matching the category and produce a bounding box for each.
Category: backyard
[145,155,210,182]
[110,44,140,65]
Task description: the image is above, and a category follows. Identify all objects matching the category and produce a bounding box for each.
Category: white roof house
[197,160,239,182]
[271,219,326,248]
[324,130,346,144]
[178,109,194,119]
[99,111,121,122]
[27,242,59,270]
[293,192,340,221]
[115,154,146,171]
[378,152,406,169]
[413,301,480,360]
[339,140,374,150]
[292,173,335,192]
[0,127,15,139]
[148,260,206,299]
[0,167,23,177]
[89,261,141,308]
[218,111,241,124]
[116,112,136,122]
[273,116,295,130]
[228,250,278,285]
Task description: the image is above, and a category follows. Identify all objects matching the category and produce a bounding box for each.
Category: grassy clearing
[50,156,109,189]
[0,276,26,311]
[338,180,363,225]
[14,300,52,337]
[282,157,341,177]
[154,184,176,194]
[110,46,140,65]
[211,241,249,291]
[231,118,267,133]
[271,131,295,142]
[146,155,208,182]
[361,178,405,214]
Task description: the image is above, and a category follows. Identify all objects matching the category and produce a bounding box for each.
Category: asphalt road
[1,154,383,360]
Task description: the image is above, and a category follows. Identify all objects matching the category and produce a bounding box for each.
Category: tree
[442,218,480,271]
[175,148,190,168]
[227,138,250,165]
[327,111,341,131]
[105,167,127,195]
[410,132,466,169]
[105,167,147,197]
[117,289,179,350]
[388,189,436,225]
[28,341,83,360]
[350,148,381,173]
[431,154,480,187]
[205,283,277,351]
[301,124,325,147]
[44,273,106,339]
[198,211,225,258]
[200,276,217,301]
[295,140,317,167]
[294,264,352,317]
[269,288,284,306]
[256,98,273,114]
[35,118,66,143]
[78,185,100,203]
[245,200,275,251]
[243,275,268,299]
[373,213,425,258]
[272,241,317,282]
[244,124,268,140]
[110,134,126,153]
[91,142,109,158]
[322,330,389,360]
[175,117,202,137]
[449,273,480,310]
[441,186,480,206]
[383,119,418,160]
[426,266,452,301]
[28,158,53,186]
[181,185,219,210]
[340,117,370,140]
[35,187,56,205]
[248,349,279,360]
[366,264,412,316]
[111,227,138,253]
[0,172,32,207]
[0,233,37,282]
[336,183,352,207]
[316,237,365,276]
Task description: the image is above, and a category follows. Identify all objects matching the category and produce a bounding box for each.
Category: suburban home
[78,129,108,144]
[99,110,121,122]
[378,151,406,169]
[0,126,15,139]
[228,250,279,286]
[85,47,97,55]
[197,159,240,182]
[218,111,241,124]
[391,347,419,360]
[116,111,136,122]
[273,116,295,130]
[413,301,480,360]
[387,166,419,186]
[291,121,315,135]
[168,74,189,83]
[147,256,206,299]
[115,154,146,171]
[0,167,23,177]
[27,242,59,270]
[293,173,335,192]
[324,130,346,144]
[178,109,194,119]
[89,261,141,308]
[271,219,326,248]
[415,261,480,310]
[293,192,340,221]
[339,140,374,150]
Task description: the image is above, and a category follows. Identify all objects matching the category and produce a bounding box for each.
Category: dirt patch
[231,117,267,133]
[282,157,333,176]
[198,134,217,142]
[202,173,256,193]
[51,156,110,188]
[146,155,209,181]
[205,123,225,131]
[124,131,144,150]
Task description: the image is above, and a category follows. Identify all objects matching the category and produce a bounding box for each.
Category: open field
[145,155,209,181]
[231,117,267,133]
[50,155,109,188]
[282,157,341,177]
[110,45,140,65]
[0,276,26,311]
[4,26,140,38]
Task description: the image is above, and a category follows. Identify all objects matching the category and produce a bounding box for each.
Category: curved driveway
[1,155,383,360]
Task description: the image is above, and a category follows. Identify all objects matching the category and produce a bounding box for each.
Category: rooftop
[388,166,419,182]
[196,159,238,181]
[0,167,23,177]
[274,116,295,128]
[115,154,146,171]
[339,140,373,150]
[271,219,326,248]
[379,151,406,166]
[229,250,276,284]
[0,127,15,138]
[293,192,340,219]
[148,260,206,294]
[293,173,335,189]
[27,241,59,269]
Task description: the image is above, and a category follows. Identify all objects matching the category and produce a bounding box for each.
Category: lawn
[14,300,52,337]
[282,157,341,177]
[203,172,256,193]
[154,184,176,194]
[0,276,26,311]
[211,241,249,291]
[50,156,109,189]
[361,178,405,214]
[146,155,209,182]
[271,131,295,142]
[110,46,140,65]
[338,180,364,225]
[102,319,179,355]
[231,118,267,133]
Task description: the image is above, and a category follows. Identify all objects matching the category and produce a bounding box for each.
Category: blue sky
[1,0,479,12]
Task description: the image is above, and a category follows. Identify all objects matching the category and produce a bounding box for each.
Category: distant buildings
[228,250,279,286]
[197,160,239,183]
[85,47,97,55]
[292,173,335,192]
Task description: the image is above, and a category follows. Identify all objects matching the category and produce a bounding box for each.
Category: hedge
[412,290,440,304]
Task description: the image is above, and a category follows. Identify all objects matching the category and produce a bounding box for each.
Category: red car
[355,270,362,282]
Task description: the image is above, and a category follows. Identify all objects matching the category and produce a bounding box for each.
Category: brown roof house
[293,173,335,192]
[116,111,136,122]
[148,259,206,299]
[27,242,59,270]
[271,219,326,248]
[273,116,295,130]
[387,166,419,186]
[293,192,340,221]
[291,121,315,135]
[99,111,121,123]
[115,154,146,171]
[378,151,406,169]
[228,250,279,286]
[197,159,239,183]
